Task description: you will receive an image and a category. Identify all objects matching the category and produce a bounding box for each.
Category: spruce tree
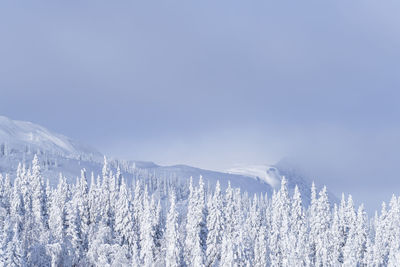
[165,191,181,267]
[206,181,224,266]
[184,177,206,266]
[115,178,136,257]
[140,186,156,266]
[288,186,308,266]
[31,155,49,229]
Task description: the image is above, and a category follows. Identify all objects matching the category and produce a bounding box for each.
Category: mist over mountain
[0,115,328,203]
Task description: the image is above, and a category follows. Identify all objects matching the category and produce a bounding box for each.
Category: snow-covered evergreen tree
[206,181,224,266]
[269,178,291,266]
[77,168,91,252]
[165,191,181,267]
[140,186,156,266]
[67,203,85,265]
[115,178,138,263]
[31,154,49,229]
[315,186,332,266]
[48,174,70,265]
[288,185,308,266]
[253,223,267,267]
[184,177,207,266]
[6,222,26,267]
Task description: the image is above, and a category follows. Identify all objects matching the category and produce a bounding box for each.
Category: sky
[0,0,400,211]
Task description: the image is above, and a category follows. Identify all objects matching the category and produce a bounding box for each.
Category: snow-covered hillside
[227,162,336,205]
[227,165,281,188]
[0,115,101,161]
[0,115,332,202]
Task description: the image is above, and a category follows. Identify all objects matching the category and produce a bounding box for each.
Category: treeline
[0,155,399,266]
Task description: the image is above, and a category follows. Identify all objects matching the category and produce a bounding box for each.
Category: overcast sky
[1,0,400,211]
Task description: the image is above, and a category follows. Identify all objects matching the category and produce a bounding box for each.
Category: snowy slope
[0,117,275,195]
[130,163,276,196]
[227,161,337,205]
[0,115,334,203]
[227,165,281,188]
[0,115,101,160]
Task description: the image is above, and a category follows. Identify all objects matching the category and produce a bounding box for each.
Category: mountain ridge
[0,115,102,161]
[0,115,334,203]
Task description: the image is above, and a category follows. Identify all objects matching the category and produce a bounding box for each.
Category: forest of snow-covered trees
[0,155,399,266]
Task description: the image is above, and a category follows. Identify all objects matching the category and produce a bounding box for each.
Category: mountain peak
[0,115,101,160]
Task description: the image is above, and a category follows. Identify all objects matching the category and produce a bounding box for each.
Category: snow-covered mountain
[0,115,334,203]
[0,115,101,161]
[227,161,337,205]
[0,115,105,185]
[227,165,281,188]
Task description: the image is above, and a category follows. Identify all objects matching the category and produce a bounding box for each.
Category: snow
[0,115,333,204]
[4,117,392,266]
[227,165,281,189]
[0,115,101,159]
[0,152,395,266]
